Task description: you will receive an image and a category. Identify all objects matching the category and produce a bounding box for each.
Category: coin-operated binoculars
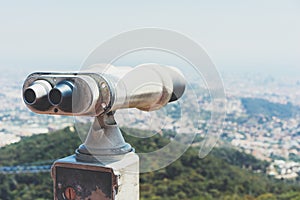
[22,64,186,200]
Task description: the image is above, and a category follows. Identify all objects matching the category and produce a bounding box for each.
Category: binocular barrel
[22,64,186,116]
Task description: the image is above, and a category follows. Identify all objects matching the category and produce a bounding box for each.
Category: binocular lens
[49,89,62,105]
[24,88,36,104]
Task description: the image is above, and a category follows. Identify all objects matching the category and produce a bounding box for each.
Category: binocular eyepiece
[24,80,75,112]
[24,80,52,110]
[48,80,74,112]
[23,64,186,116]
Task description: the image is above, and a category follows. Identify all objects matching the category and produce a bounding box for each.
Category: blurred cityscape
[0,71,300,179]
[223,73,300,180]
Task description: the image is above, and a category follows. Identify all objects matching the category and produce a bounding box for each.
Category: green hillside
[0,127,300,200]
[241,98,298,119]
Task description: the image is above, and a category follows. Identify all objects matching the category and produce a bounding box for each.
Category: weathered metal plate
[53,163,117,200]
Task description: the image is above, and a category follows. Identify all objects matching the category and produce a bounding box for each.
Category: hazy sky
[0,1,299,76]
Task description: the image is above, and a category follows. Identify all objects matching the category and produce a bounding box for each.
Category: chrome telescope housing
[22,63,186,162]
[22,64,186,116]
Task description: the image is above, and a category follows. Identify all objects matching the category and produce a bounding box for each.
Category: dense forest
[0,127,300,199]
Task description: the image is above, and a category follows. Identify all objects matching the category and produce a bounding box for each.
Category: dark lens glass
[24,89,36,104]
[49,89,62,105]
